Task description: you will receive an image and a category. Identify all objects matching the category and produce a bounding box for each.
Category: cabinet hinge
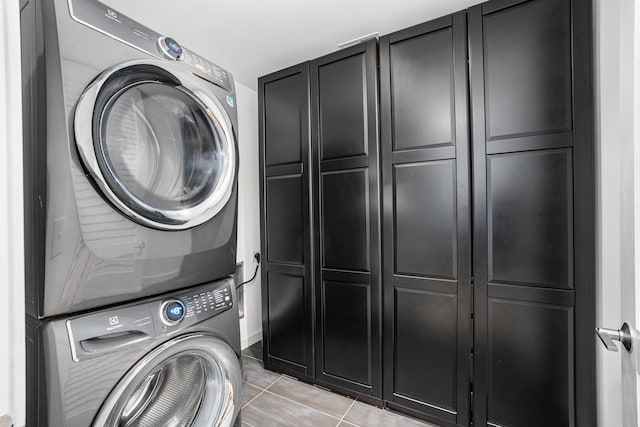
[470,387,474,426]
[470,317,474,349]
[470,276,475,317]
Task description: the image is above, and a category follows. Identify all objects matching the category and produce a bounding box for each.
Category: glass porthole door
[92,334,241,427]
[75,62,236,230]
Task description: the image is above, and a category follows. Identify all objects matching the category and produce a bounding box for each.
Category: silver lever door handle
[595,323,633,352]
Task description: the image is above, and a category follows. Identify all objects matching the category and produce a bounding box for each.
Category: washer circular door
[75,62,236,230]
[92,334,242,427]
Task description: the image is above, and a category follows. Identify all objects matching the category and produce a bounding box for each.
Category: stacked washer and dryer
[22,0,243,426]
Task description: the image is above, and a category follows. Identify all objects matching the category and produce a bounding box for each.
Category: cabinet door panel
[394,288,457,412]
[264,75,303,166]
[391,28,455,150]
[318,54,367,160]
[321,169,369,272]
[483,0,572,140]
[487,299,573,427]
[266,175,304,264]
[322,280,370,385]
[488,149,572,288]
[380,12,470,426]
[260,64,314,378]
[470,0,594,425]
[268,273,307,365]
[394,160,457,279]
[312,40,382,399]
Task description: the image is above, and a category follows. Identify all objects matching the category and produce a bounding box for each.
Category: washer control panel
[67,0,233,91]
[66,279,235,362]
[178,285,233,318]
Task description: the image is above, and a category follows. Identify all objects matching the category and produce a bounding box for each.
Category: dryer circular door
[74,62,236,230]
[92,333,242,427]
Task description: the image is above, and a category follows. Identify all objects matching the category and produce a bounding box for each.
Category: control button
[165,38,182,55]
[158,36,183,60]
[161,300,186,324]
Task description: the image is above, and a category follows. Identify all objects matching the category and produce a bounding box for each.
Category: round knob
[161,299,186,324]
[158,36,183,60]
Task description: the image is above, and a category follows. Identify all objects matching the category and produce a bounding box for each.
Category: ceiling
[102,0,484,90]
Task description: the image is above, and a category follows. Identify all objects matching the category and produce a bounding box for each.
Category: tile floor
[240,342,438,427]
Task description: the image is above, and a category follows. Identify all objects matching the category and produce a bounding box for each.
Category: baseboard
[240,329,262,350]
[0,414,13,427]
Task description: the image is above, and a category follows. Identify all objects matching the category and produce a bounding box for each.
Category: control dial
[161,299,186,325]
[158,36,184,60]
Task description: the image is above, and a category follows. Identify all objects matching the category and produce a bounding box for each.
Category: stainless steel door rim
[92,333,241,427]
[74,60,236,230]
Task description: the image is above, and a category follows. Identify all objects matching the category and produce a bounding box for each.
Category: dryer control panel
[66,279,235,362]
[67,0,233,91]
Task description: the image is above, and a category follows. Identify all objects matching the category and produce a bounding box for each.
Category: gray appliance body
[25,0,239,318]
[26,278,243,427]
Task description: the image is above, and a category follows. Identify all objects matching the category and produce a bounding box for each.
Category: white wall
[235,82,263,350]
[0,0,25,425]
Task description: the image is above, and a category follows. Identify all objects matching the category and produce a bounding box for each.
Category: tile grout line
[264,375,283,390]
[245,375,280,391]
[243,346,429,427]
[246,373,360,425]
[335,398,358,427]
[241,387,267,409]
[242,376,282,409]
[260,387,346,422]
[244,381,269,392]
[244,356,359,426]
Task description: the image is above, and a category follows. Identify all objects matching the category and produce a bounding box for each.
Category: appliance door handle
[80,330,151,354]
[595,323,633,352]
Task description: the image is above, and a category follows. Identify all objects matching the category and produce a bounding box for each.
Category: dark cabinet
[469,0,595,425]
[311,40,382,398]
[379,12,471,425]
[260,42,382,401]
[259,63,314,378]
[259,0,594,425]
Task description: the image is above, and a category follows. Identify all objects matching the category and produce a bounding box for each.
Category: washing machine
[22,0,239,319]
[26,278,243,427]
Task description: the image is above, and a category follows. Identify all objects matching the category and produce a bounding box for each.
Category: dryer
[23,0,240,318]
[26,278,243,427]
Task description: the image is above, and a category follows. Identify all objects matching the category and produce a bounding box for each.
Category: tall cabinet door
[310,39,382,399]
[469,0,595,425]
[380,13,471,426]
[259,63,315,379]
